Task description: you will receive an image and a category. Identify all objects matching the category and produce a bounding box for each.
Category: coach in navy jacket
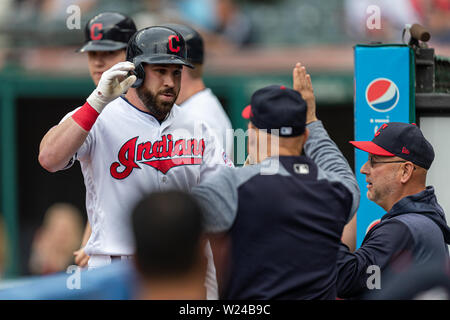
[337,122,450,299]
[193,63,360,299]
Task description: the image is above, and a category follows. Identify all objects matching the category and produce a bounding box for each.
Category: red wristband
[72,102,100,131]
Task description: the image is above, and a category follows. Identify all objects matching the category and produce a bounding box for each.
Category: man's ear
[303,127,309,142]
[300,127,309,150]
[400,162,415,184]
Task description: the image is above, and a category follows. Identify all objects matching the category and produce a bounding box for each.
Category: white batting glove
[86,61,137,113]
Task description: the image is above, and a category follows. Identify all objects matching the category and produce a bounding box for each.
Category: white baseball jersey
[179,88,234,160]
[61,96,232,298]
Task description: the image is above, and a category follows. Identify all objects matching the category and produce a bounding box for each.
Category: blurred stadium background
[1,0,450,280]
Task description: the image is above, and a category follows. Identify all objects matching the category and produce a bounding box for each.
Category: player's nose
[163,74,176,88]
[360,161,370,175]
[92,56,105,67]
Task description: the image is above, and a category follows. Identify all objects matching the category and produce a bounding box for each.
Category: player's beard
[137,86,177,121]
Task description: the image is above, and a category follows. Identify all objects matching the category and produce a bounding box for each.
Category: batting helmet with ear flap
[126,26,194,88]
[77,12,137,52]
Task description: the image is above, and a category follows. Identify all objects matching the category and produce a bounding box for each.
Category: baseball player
[162,23,234,160]
[38,26,229,299]
[72,12,137,268]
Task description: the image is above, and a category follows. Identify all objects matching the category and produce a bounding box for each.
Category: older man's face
[360,154,406,208]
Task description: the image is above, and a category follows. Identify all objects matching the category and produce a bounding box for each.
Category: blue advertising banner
[354,45,415,248]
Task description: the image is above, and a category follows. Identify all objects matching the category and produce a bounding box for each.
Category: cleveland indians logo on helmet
[168,35,181,53]
[90,23,103,40]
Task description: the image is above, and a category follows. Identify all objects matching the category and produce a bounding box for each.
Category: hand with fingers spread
[293,62,318,124]
[86,61,137,113]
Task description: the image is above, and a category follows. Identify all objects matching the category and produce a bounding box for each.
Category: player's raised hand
[293,62,318,124]
[87,61,137,113]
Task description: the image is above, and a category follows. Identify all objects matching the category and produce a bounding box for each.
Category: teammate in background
[38,26,228,300]
[78,12,137,86]
[71,12,137,268]
[163,23,234,160]
[337,123,450,299]
[132,191,207,300]
[192,63,360,299]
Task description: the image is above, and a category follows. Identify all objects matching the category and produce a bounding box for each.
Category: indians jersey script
[62,97,232,256]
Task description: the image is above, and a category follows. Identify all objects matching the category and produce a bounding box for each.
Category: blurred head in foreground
[131,190,207,299]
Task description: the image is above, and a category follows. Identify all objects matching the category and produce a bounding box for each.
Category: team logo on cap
[280,127,293,135]
[365,78,399,113]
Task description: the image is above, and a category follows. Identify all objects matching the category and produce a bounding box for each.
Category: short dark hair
[131,190,204,278]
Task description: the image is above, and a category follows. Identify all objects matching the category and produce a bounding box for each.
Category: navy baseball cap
[242,85,307,137]
[350,122,434,169]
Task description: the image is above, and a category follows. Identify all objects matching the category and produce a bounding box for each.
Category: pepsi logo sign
[365,78,399,112]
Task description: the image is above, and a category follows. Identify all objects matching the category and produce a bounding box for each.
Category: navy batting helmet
[77,12,137,53]
[161,24,204,64]
[126,26,194,88]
